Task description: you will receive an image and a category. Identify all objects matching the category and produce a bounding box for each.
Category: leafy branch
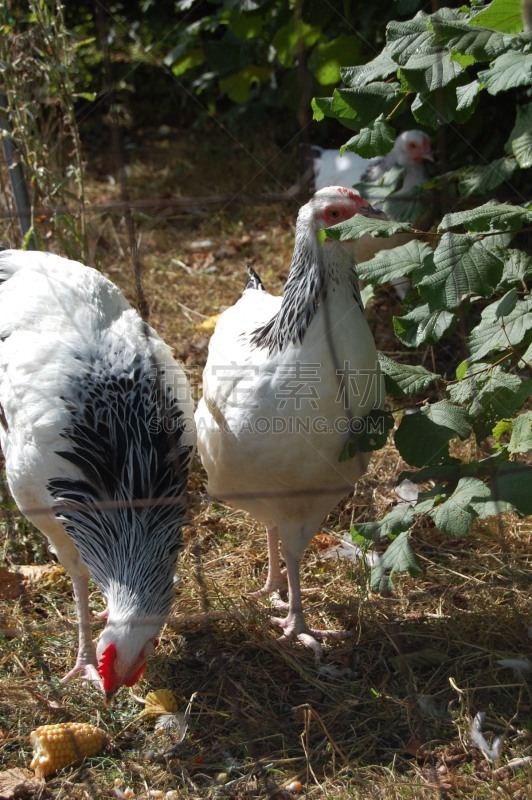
[315,0,532,589]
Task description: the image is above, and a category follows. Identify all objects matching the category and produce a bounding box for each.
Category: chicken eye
[328,209,341,218]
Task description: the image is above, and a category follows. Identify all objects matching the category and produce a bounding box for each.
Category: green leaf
[75,92,97,102]
[273,17,321,67]
[479,52,532,95]
[455,79,482,112]
[167,46,204,76]
[492,418,513,441]
[506,102,532,168]
[219,65,271,102]
[423,400,472,438]
[400,51,463,93]
[327,214,413,242]
[439,202,532,233]
[352,503,417,541]
[394,402,468,467]
[311,95,360,130]
[355,165,404,207]
[468,296,532,361]
[458,157,517,197]
[370,530,423,592]
[451,51,478,68]
[339,409,394,461]
[378,354,440,397]
[488,462,532,514]
[496,288,518,317]
[393,304,456,346]
[336,82,403,127]
[417,233,503,310]
[386,12,435,65]
[470,0,525,33]
[356,240,433,285]
[384,189,432,224]
[342,116,396,159]
[411,82,473,128]
[341,50,398,87]
[496,248,532,287]
[227,9,264,39]
[203,34,253,73]
[308,35,362,86]
[448,365,530,437]
[430,477,491,536]
[432,18,523,60]
[456,360,469,381]
[509,412,532,453]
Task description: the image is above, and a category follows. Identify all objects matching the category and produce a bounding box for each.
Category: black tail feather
[246,265,265,292]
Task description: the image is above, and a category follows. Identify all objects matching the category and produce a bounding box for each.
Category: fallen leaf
[0,619,20,638]
[0,568,23,601]
[16,565,68,590]
[403,738,430,759]
[143,689,178,716]
[195,313,221,333]
[311,533,337,550]
[28,690,63,711]
[319,532,378,566]
[0,768,43,799]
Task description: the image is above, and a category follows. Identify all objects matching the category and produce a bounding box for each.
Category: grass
[0,120,531,800]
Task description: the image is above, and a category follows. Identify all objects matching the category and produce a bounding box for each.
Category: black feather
[245,265,265,292]
[47,353,193,617]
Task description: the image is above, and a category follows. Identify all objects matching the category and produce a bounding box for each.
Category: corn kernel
[29,722,108,778]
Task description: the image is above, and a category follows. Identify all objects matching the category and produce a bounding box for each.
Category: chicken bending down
[195,187,385,658]
[0,250,195,701]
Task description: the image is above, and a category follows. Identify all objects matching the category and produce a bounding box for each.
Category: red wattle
[98,642,118,692]
[124,662,146,687]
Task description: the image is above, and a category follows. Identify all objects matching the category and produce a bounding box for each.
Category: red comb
[97,642,118,693]
[338,187,362,203]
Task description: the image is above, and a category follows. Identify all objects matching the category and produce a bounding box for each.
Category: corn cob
[29,722,108,778]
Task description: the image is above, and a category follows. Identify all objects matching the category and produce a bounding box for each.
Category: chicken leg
[60,573,102,688]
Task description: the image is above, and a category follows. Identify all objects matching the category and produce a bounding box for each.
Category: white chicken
[312,130,433,192]
[195,187,385,657]
[0,250,195,701]
[312,130,434,298]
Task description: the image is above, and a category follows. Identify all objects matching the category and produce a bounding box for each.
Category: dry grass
[0,122,531,800]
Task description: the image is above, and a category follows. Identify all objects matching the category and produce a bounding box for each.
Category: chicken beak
[103,689,117,707]
[363,204,388,220]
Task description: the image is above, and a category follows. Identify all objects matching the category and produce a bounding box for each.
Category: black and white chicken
[195,187,385,657]
[0,250,195,701]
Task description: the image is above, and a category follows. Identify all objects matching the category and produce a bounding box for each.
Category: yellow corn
[29,722,108,778]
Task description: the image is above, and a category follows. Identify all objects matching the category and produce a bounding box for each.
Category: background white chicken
[195,186,385,658]
[0,250,195,701]
[312,131,434,298]
[312,130,433,192]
